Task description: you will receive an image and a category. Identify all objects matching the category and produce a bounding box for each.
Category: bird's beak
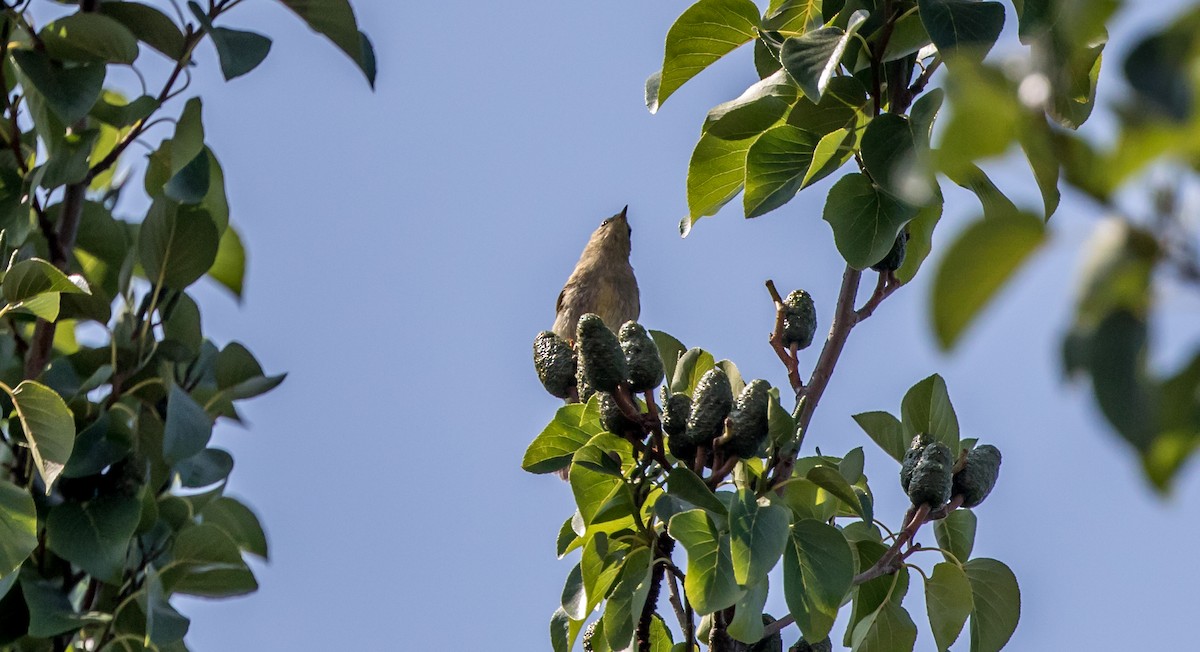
[618,205,629,220]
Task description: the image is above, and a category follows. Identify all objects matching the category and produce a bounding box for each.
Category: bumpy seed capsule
[619,321,665,392]
[790,637,832,652]
[724,379,771,459]
[532,331,577,399]
[582,621,598,652]
[749,615,783,652]
[661,389,692,437]
[952,444,1002,508]
[906,442,954,508]
[782,290,817,351]
[598,392,638,436]
[668,432,698,467]
[899,433,932,492]
[686,367,733,446]
[577,313,628,393]
[576,355,596,402]
[872,230,909,272]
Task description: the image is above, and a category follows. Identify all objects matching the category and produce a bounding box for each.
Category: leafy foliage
[0,0,372,648]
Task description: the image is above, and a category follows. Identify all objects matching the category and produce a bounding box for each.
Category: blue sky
[132,1,1200,649]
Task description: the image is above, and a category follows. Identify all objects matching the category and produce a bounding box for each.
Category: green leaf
[46,494,140,583]
[726,578,769,643]
[138,200,220,289]
[931,211,1047,350]
[667,467,728,516]
[3,258,89,304]
[671,348,716,395]
[934,509,977,563]
[895,185,942,285]
[211,28,273,81]
[276,0,375,86]
[821,173,918,269]
[918,0,1005,64]
[22,572,110,637]
[140,570,190,646]
[0,480,36,575]
[561,563,587,621]
[1085,310,1158,450]
[1018,112,1061,220]
[936,64,1019,175]
[173,447,233,487]
[669,509,742,614]
[846,541,911,648]
[10,381,75,493]
[944,164,1018,221]
[850,598,918,652]
[650,330,686,386]
[861,113,932,204]
[40,14,139,64]
[571,435,635,524]
[852,411,907,462]
[926,562,973,651]
[729,489,790,585]
[743,125,823,218]
[804,127,856,188]
[806,465,867,518]
[11,49,105,125]
[170,98,205,175]
[163,384,213,464]
[965,559,1020,652]
[783,519,854,642]
[550,607,585,652]
[164,151,210,204]
[582,532,625,614]
[160,524,257,597]
[201,496,268,560]
[786,75,871,137]
[780,11,867,101]
[209,225,246,299]
[100,1,187,60]
[522,403,599,474]
[686,132,755,229]
[704,70,798,140]
[646,0,761,113]
[603,546,654,650]
[900,374,960,454]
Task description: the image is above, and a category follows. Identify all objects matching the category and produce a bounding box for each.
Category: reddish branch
[765,280,804,396]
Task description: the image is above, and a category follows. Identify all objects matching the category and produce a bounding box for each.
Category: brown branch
[24,181,86,378]
[762,614,794,639]
[869,0,898,115]
[899,58,943,113]
[765,280,803,396]
[855,271,900,321]
[637,534,675,652]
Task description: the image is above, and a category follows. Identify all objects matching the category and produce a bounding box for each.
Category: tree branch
[765,280,803,397]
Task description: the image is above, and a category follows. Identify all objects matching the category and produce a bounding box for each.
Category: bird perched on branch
[553,206,640,343]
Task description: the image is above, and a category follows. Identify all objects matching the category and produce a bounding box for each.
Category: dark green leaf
[561,562,587,621]
[821,172,918,269]
[0,480,36,575]
[581,532,625,614]
[522,403,599,474]
[895,185,943,284]
[849,598,917,652]
[10,381,75,493]
[650,330,686,386]
[900,374,959,454]
[138,200,220,289]
[934,509,976,563]
[1018,112,1061,220]
[944,164,1018,221]
[3,258,89,304]
[160,524,257,597]
[936,64,1019,175]
[918,0,1005,64]
[729,489,790,585]
[726,579,769,643]
[46,494,140,583]
[12,49,105,124]
[201,496,268,560]
[786,75,871,137]
[173,447,233,487]
[686,132,755,229]
[783,519,854,642]
[211,28,273,81]
[164,151,210,204]
[852,411,906,462]
[668,467,728,516]
[669,509,742,614]
[163,385,213,464]
[276,0,375,86]
[64,412,132,478]
[549,607,585,652]
[931,211,1047,350]
[926,562,973,651]
[671,347,716,395]
[40,14,139,64]
[100,2,186,60]
[780,11,867,101]
[646,0,761,113]
[965,558,1020,652]
[1087,310,1158,450]
[861,113,932,203]
[22,572,109,637]
[603,546,653,650]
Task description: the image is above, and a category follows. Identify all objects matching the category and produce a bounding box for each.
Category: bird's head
[585,206,632,259]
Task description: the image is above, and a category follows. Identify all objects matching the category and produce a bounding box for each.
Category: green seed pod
[532,331,577,399]
[782,290,817,351]
[749,615,783,652]
[661,388,692,437]
[576,354,596,403]
[899,433,932,492]
[577,313,627,393]
[686,367,733,446]
[906,442,953,508]
[871,230,909,272]
[619,321,664,393]
[724,379,771,459]
[668,432,698,466]
[952,444,1002,508]
[789,637,832,652]
[599,392,638,435]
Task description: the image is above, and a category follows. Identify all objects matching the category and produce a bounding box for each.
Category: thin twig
[855,271,900,321]
[765,280,803,396]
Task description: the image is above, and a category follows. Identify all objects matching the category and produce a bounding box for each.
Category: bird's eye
[601,219,612,227]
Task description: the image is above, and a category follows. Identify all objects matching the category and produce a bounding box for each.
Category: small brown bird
[553,206,641,342]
